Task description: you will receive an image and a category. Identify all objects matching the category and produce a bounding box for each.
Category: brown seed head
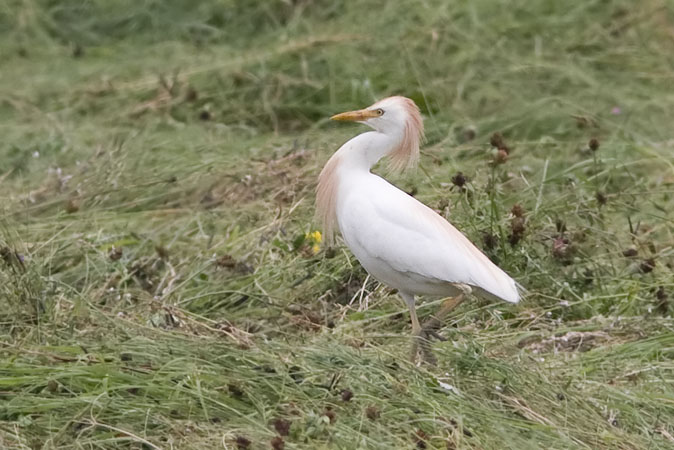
[493,149,509,164]
[508,234,522,246]
[365,405,380,420]
[640,258,656,273]
[509,216,526,245]
[490,132,505,149]
[655,286,669,314]
[511,218,526,234]
[47,379,58,393]
[511,204,525,217]
[589,138,600,151]
[216,254,237,268]
[108,246,123,261]
[184,86,198,102]
[414,429,429,449]
[271,437,285,450]
[340,389,354,402]
[483,232,497,250]
[227,383,244,398]
[596,191,607,206]
[622,247,638,258]
[235,436,251,449]
[552,237,572,261]
[656,286,667,301]
[451,172,467,188]
[155,245,169,259]
[490,131,511,153]
[65,198,80,213]
[272,418,291,436]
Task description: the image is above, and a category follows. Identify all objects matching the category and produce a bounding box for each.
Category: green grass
[1,0,674,448]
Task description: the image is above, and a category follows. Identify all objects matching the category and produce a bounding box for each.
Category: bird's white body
[331,131,519,304]
[317,96,520,343]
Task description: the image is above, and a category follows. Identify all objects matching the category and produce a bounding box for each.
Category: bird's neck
[333,131,401,172]
[316,130,401,243]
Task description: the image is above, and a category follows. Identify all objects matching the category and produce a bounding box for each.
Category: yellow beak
[330,108,379,122]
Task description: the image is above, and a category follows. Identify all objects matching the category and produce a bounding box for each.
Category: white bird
[317,96,521,363]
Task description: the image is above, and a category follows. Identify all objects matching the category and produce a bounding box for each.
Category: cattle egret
[317,96,521,364]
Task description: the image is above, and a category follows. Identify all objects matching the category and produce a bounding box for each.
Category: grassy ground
[1,0,674,448]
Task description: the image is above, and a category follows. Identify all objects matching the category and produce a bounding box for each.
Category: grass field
[1,0,674,448]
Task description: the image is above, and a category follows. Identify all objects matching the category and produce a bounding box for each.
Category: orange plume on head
[373,96,425,172]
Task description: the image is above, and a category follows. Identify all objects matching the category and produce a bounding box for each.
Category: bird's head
[330,96,424,171]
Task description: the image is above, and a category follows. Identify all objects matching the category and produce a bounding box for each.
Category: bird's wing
[342,177,520,303]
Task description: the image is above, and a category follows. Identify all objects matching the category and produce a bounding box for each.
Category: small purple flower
[611,106,621,115]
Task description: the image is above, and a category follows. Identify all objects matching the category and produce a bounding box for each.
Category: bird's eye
[375,108,384,116]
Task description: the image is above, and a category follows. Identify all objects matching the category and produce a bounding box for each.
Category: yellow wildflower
[303,230,322,255]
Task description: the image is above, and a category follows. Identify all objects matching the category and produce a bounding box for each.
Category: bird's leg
[409,306,424,363]
[417,285,472,365]
[400,293,423,362]
[420,294,466,338]
[409,303,422,335]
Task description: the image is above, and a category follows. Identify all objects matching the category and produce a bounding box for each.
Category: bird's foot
[410,329,440,366]
[410,291,469,366]
[410,322,448,365]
